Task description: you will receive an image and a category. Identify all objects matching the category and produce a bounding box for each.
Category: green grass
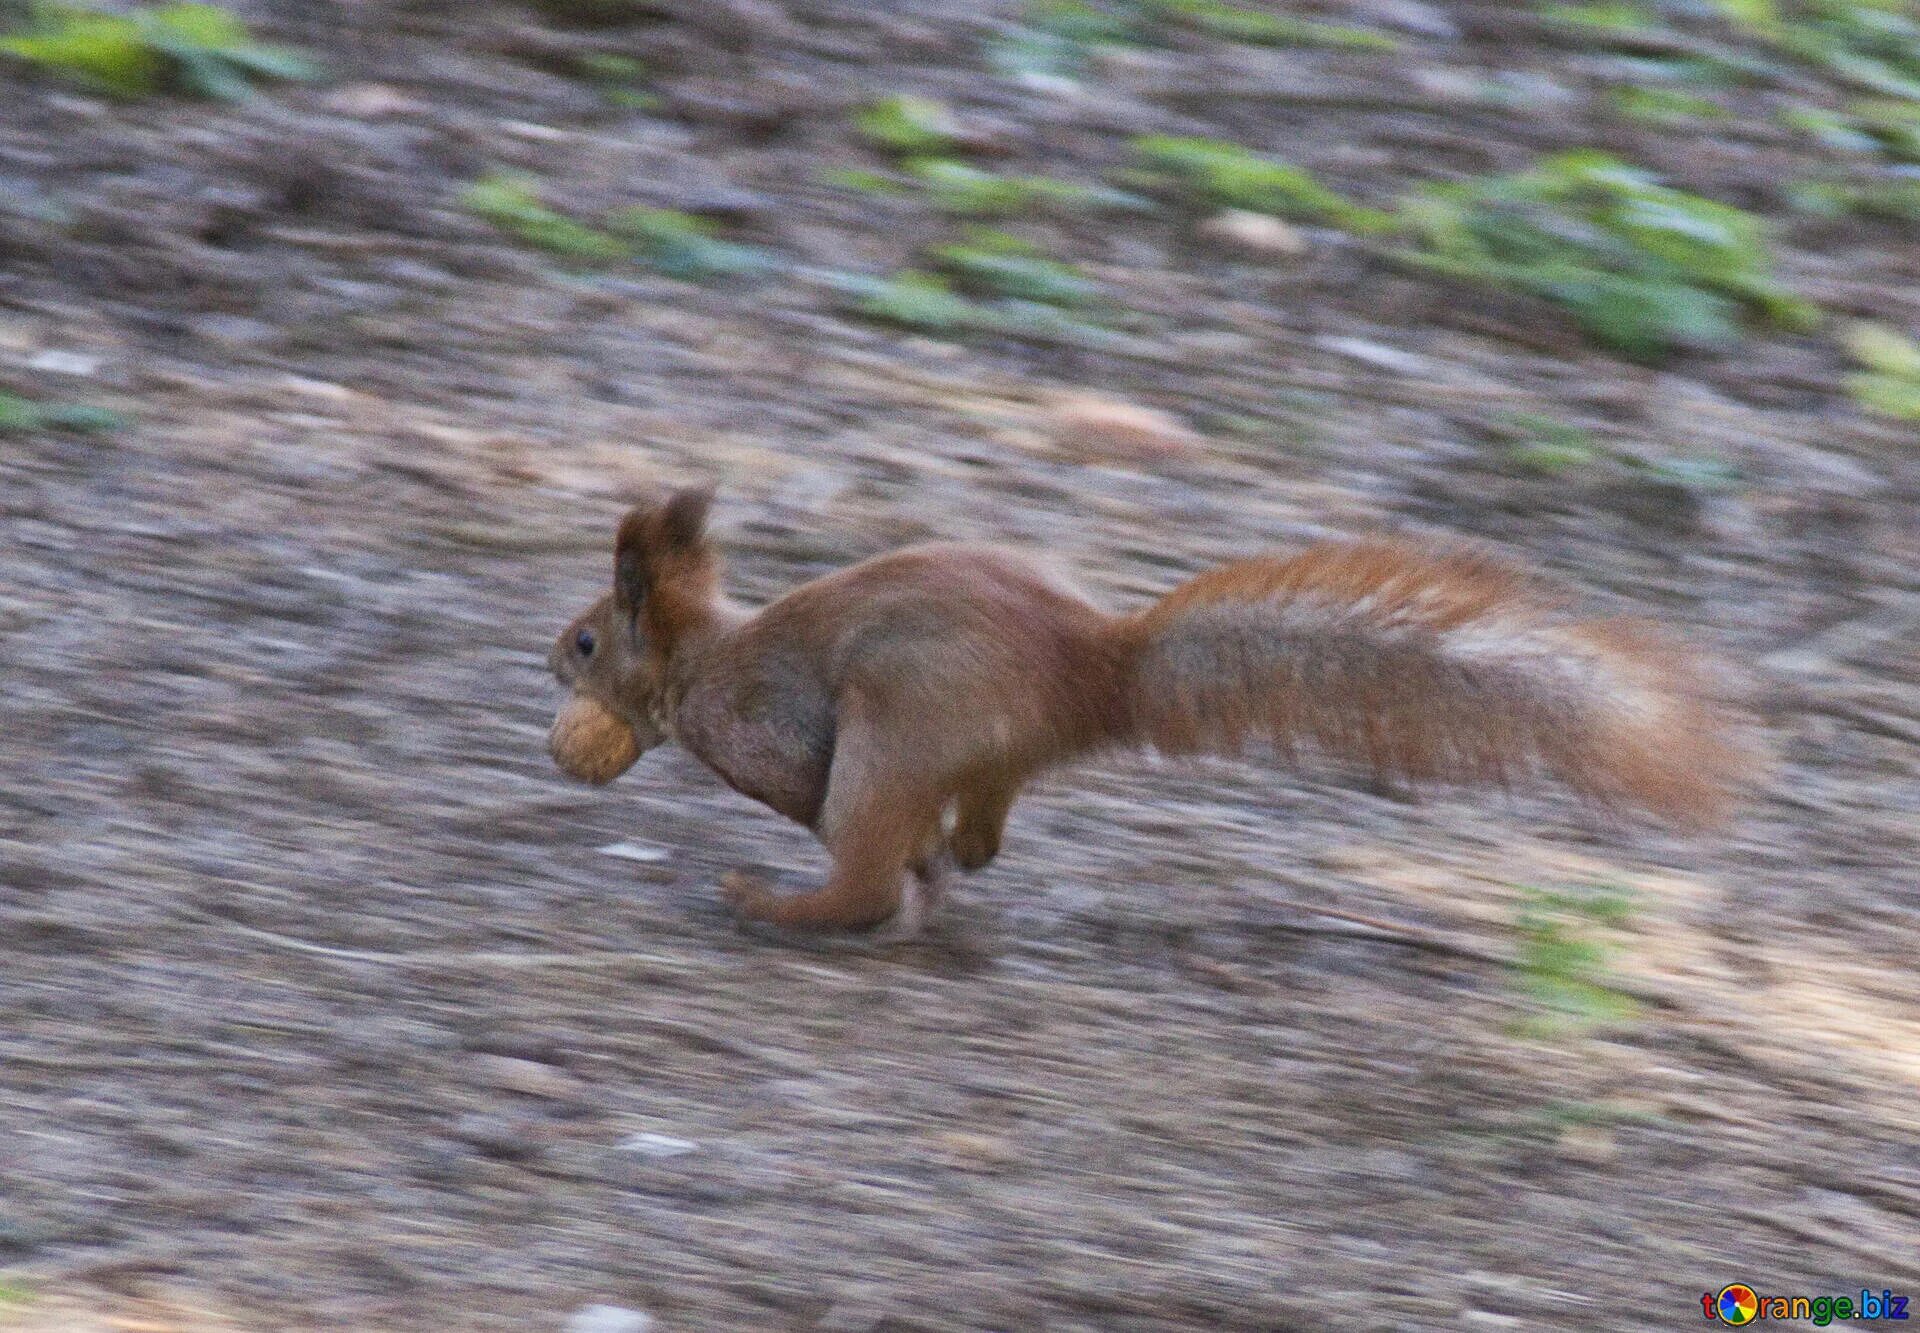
[845,225,1104,334]
[1130,134,1395,231]
[574,52,657,110]
[904,158,1147,217]
[464,173,774,278]
[1633,453,1743,490]
[1025,0,1140,45]
[1784,98,1920,161]
[1145,0,1399,49]
[1532,1097,1662,1128]
[1510,883,1643,1036]
[908,160,1060,216]
[824,156,1148,218]
[928,228,1101,305]
[1,2,318,99]
[1541,1,1654,30]
[840,250,1118,343]
[1714,0,1920,99]
[821,155,1149,222]
[1545,0,1920,98]
[1398,150,1815,360]
[1612,84,1732,124]
[605,206,773,278]
[989,0,1396,75]
[461,172,630,261]
[1844,322,1920,419]
[818,167,911,198]
[854,95,963,156]
[1783,104,1891,155]
[989,1,1143,81]
[1794,170,1920,220]
[844,270,997,333]
[0,390,125,434]
[1491,411,1603,473]
[1488,410,1739,486]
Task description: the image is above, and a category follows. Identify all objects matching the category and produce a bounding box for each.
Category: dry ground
[2,1,1918,1329]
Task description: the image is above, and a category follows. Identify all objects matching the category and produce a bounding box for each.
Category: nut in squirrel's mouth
[549,694,652,785]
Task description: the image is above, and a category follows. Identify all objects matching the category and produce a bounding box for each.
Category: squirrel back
[1117,539,1744,824]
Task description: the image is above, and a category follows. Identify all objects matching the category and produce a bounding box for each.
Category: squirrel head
[547,485,718,785]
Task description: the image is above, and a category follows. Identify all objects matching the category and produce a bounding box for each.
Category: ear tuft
[658,484,716,552]
[613,505,652,611]
[610,485,717,611]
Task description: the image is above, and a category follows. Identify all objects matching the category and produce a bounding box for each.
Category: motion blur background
[2,0,1918,1328]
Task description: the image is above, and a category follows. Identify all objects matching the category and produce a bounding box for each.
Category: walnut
[549,694,641,785]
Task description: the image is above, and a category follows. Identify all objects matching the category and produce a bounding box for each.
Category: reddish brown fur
[1125,541,1744,826]
[616,484,724,653]
[550,491,1748,935]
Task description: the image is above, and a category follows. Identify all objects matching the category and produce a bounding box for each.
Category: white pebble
[566,1305,654,1333]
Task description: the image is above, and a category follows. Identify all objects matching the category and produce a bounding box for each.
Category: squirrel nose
[548,639,573,684]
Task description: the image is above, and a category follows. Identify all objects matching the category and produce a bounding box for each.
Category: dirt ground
[3,1,1919,1329]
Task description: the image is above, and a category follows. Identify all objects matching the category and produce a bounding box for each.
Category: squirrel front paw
[949,826,1000,871]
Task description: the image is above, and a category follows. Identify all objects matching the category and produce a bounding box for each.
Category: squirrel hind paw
[870,875,938,943]
[720,871,780,921]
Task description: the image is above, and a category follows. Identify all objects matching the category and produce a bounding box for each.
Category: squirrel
[548,486,1746,936]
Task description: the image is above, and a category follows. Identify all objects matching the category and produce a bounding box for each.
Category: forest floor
[2,0,1918,1329]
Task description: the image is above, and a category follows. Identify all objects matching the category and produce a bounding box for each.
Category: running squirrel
[548,486,1744,935]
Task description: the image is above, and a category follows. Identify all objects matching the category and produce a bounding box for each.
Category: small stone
[1196,209,1308,258]
[1048,393,1203,463]
[1411,68,1495,103]
[597,841,671,864]
[1349,0,1460,38]
[323,83,428,118]
[28,349,100,376]
[565,1305,654,1333]
[933,1131,1018,1171]
[815,1302,888,1333]
[1314,335,1431,376]
[501,120,573,143]
[1557,1123,1618,1165]
[190,315,278,349]
[1495,72,1579,107]
[278,374,356,401]
[617,1131,699,1158]
[471,1054,583,1099]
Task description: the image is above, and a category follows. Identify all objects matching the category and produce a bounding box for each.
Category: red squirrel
[549,486,1745,936]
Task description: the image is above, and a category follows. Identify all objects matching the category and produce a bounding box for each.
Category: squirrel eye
[574,628,596,657]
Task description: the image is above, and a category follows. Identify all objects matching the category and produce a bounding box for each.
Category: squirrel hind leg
[750,686,979,937]
[733,768,947,934]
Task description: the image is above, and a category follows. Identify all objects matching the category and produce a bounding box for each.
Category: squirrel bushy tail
[1114,540,1745,824]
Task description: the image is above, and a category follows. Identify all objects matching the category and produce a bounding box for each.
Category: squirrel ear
[613,505,651,612]
[658,484,716,551]
[611,485,715,611]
